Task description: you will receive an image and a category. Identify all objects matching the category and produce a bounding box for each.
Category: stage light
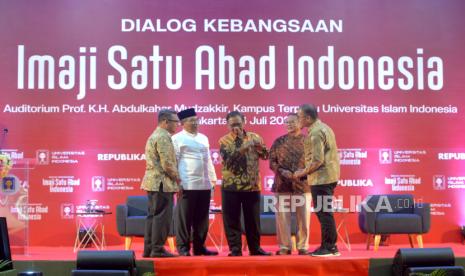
[17,272,43,276]
[392,248,464,276]
[72,250,137,276]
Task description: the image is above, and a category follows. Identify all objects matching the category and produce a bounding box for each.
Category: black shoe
[194,248,218,256]
[250,248,272,256]
[298,249,310,255]
[276,249,291,255]
[178,249,191,256]
[228,249,242,257]
[328,246,341,256]
[150,249,178,258]
[311,247,340,257]
[310,247,321,254]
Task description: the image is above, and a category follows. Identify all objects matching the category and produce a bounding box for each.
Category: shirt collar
[308,119,321,132]
[287,132,304,139]
[156,126,172,137]
[181,129,197,137]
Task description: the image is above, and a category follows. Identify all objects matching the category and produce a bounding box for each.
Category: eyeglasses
[284,120,297,125]
[168,119,180,123]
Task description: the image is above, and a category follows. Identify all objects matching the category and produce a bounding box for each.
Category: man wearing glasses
[172,108,218,256]
[269,113,311,255]
[219,111,272,256]
[141,109,181,258]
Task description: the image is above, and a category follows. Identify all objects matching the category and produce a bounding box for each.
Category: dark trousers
[222,190,261,253]
[144,187,174,254]
[311,182,338,250]
[175,189,211,252]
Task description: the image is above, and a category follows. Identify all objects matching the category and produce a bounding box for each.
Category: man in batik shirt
[219,111,272,256]
[141,109,180,258]
[269,113,311,255]
[294,104,341,257]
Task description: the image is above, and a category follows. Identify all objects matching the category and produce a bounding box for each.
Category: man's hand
[177,186,183,199]
[253,140,265,151]
[292,181,307,194]
[281,169,293,179]
[176,178,183,198]
[232,126,244,138]
[239,140,255,153]
[293,169,307,180]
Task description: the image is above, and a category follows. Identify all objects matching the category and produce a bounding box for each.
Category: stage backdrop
[1,0,465,247]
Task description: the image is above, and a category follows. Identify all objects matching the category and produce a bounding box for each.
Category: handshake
[280,169,307,193]
[280,169,307,182]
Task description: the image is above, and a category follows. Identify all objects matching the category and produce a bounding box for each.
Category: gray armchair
[358,194,430,251]
[116,196,175,251]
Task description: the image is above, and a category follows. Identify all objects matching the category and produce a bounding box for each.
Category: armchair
[358,194,430,251]
[116,196,175,251]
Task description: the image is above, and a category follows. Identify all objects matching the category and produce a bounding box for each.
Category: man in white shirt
[172,108,218,256]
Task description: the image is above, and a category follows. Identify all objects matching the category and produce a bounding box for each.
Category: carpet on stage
[11,243,465,276]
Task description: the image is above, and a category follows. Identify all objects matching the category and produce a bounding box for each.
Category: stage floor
[12,243,465,276]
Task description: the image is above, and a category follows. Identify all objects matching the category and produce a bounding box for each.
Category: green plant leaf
[431,269,448,276]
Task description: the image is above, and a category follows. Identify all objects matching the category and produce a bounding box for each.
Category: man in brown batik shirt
[269,113,311,255]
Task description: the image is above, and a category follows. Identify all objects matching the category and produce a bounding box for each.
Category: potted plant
[408,269,448,276]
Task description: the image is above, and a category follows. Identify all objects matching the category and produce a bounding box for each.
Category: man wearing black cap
[172,108,218,256]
